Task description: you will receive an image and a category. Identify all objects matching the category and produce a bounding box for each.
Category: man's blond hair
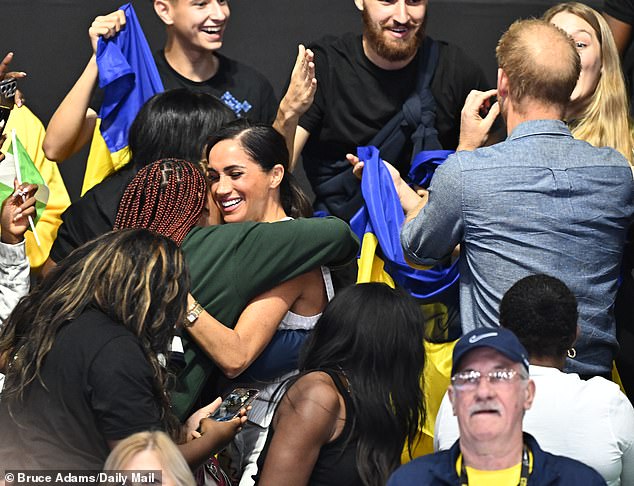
[496,19,580,110]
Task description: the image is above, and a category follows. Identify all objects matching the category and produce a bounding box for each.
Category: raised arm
[456,88,500,152]
[43,10,126,162]
[185,273,310,379]
[272,44,317,169]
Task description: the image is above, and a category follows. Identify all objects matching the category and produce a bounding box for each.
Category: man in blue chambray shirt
[399,19,634,379]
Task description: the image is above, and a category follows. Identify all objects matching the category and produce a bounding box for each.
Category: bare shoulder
[275,371,343,438]
[287,268,327,314]
[284,372,341,413]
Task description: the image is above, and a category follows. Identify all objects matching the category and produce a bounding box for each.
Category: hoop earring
[567,347,576,359]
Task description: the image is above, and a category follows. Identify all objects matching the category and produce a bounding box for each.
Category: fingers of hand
[19,195,37,212]
[463,89,497,117]
[12,88,25,107]
[208,396,223,413]
[486,101,500,121]
[92,10,126,39]
[0,52,13,78]
[16,204,35,221]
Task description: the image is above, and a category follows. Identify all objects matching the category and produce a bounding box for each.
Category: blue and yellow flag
[350,145,459,300]
[350,145,459,459]
[82,2,163,194]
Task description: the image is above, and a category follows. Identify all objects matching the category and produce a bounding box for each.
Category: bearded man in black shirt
[291,0,491,221]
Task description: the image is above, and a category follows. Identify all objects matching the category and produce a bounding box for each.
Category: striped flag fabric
[350,145,459,301]
[82,2,164,194]
[350,145,459,459]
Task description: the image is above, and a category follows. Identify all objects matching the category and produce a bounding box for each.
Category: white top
[248,266,334,427]
[0,240,29,324]
[434,365,634,486]
[0,240,30,394]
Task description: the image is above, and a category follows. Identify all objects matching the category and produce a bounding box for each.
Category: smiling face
[207,138,284,223]
[448,347,534,447]
[160,0,230,53]
[356,0,427,67]
[549,11,602,112]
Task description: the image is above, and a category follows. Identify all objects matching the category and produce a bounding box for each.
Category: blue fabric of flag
[96,3,164,153]
[350,145,459,300]
[408,149,455,189]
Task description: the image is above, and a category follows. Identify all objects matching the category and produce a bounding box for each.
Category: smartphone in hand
[210,388,259,422]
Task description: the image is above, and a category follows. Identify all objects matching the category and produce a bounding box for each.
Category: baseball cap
[452,327,530,375]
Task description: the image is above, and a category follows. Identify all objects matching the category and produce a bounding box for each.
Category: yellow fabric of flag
[356,234,457,461]
[81,119,130,195]
[1,106,71,273]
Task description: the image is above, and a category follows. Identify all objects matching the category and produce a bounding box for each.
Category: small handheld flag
[0,130,49,245]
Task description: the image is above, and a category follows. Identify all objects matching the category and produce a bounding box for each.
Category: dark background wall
[1,0,602,200]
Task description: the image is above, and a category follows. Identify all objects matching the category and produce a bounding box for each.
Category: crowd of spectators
[0,1,633,485]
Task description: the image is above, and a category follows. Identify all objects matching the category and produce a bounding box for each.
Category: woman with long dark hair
[255,283,426,486]
[0,229,244,470]
[44,88,236,271]
[111,156,358,483]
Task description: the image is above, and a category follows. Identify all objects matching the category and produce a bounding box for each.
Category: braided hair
[114,159,207,245]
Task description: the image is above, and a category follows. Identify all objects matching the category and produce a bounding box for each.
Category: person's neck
[164,38,219,82]
[260,204,288,223]
[460,432,524,471]
[504,99,564,135]
[361,36,416,71]
[530,355,565,370]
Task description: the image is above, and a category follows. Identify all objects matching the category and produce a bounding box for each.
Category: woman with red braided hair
[112,155,359,485]
[113,158,207,246]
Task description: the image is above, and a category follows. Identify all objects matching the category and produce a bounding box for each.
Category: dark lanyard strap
[459,444,530,486]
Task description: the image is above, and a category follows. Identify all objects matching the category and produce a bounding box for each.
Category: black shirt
[0,309,163,471]
[49,165,136,263]
[154,50,277,123]
[299,33,490,185]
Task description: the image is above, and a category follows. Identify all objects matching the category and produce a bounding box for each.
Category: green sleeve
[229,216,359,306]
[173,217,358,420]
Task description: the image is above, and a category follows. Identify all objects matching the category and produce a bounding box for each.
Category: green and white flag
[0,132,49,225]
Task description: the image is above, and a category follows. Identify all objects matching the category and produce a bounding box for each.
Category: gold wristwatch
[184,301,204,327]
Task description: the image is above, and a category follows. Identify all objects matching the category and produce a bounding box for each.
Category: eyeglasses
[451,369,525,390]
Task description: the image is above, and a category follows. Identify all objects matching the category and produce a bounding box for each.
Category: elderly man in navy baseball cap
[451,327,531,375]
[387,326,606,485]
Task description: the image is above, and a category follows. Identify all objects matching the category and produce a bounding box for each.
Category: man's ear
[269,164,284,190]
[448,386,458,416]
[524,378,536,411]
[497,68,509,100]
[154,0,175,26]
[354,0,364,12]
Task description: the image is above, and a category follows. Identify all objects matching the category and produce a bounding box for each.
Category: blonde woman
[543,2,633,164]
[104,431,194,486]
